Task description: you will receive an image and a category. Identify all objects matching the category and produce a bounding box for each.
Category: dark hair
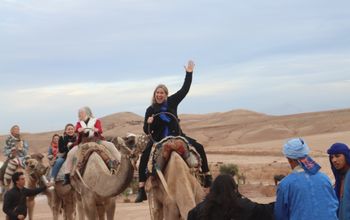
[63,123,75,135]
[12,171,24,184]
[52,133,60,141]
[201,174,241,220]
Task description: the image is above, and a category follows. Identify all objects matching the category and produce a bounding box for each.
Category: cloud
[1,0,350,133]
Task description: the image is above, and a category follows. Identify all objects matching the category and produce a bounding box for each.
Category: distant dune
[1,108,350,220]
[1,108,350,160]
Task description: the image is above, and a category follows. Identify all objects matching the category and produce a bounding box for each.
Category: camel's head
[25,153,49,181]
[122,133,149,154]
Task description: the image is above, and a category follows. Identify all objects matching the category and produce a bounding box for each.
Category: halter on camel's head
[105,134,147,171]
[25,153,49,185]
[122,133,149,155]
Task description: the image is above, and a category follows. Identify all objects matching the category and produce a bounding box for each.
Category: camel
[146,151,205,220]
[68,138,137,220]
[122,133,205,219]
[45,160,79,220]
[25,153,86,220]
[20,153,52,220]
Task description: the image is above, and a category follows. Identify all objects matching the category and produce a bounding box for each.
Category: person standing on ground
[327,142,350,220]
[275,138,338,220]
[3,171,51,220]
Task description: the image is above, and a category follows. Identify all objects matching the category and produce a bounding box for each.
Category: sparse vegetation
[122,187,133,203]
[219,163,239,177]
[122,178,139,203]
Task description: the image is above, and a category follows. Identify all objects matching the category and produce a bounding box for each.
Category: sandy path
[0,194,151,220]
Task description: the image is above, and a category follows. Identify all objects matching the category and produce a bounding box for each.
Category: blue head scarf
[283,138,321,175]
[327,142,350,200]
[159,101,171,138]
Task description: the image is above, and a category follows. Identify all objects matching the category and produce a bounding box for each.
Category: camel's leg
[63,193,76,220]
[52,194,62,220]
[25,168,38,220]
[76,193,85,220]
[96,202,105,220]
[27,196,35,220]
[105,198,116,220]
[45,189,60,220]
[82,192,97,220]
[148,189,163,220]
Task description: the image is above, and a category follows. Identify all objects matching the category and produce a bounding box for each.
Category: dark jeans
[138,135,210,182]
[138,141,153,182]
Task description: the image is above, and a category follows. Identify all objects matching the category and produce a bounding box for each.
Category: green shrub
[219,163,239,177]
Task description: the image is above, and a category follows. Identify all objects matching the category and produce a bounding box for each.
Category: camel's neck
[74,153,134,198]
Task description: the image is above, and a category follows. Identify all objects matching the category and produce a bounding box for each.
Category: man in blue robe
[328,142,350,220]
[275,138,338,220]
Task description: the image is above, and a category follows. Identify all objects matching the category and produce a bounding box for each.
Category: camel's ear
[44,166,50,175]
[38,153,44,160]
[30,153,44,162]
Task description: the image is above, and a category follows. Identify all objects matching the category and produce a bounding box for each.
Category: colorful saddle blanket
[73,142,116,176]
[147,136,202,175]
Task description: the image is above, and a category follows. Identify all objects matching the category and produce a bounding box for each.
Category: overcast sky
[0,0,349,134]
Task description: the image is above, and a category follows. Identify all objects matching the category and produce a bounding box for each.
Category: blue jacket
[275,167,338,220]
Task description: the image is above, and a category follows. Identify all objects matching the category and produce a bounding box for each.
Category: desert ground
[1,108,350,219]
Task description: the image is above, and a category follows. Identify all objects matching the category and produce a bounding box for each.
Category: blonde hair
[152,84,169,105]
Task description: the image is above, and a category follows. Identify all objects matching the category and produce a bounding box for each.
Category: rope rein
[147,112,182,143]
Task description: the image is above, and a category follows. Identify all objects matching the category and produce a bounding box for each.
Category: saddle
[72,142,118,176]
[147,136,202,176]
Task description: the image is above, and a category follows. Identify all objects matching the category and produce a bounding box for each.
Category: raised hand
[184,60,195,73]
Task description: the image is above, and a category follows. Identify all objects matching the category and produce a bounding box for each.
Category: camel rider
[135,60,212,203]
[48,124,76,186]
[47,134,60,161]
[63,106,121,185]
[1,125,29,185]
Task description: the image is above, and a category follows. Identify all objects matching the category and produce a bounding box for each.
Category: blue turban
[327,142,350,200]
[283,138,320,175]
[283,138,310,159]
